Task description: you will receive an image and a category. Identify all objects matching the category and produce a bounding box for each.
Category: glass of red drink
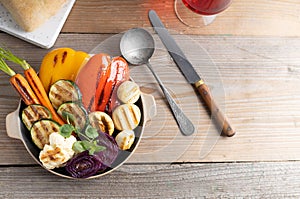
[174,0,233,27]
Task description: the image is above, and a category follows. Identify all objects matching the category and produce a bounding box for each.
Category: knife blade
[148,10,235,137]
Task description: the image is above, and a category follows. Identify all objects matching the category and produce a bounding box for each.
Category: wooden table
[1,0,300,198]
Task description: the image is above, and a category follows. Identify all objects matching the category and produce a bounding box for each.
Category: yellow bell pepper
[39,48,89,92]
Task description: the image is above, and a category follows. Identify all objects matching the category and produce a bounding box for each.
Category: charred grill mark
[96,62,116,110]
[24,108,34,120]
[115,115,122,129]
[31,120,60,149]
[63,82,76,98]
[32,124,45,146]
[73,107,81,126]
[51,124,60,132]
[53,55,58,67]
[14,78,33,103]
[31,105,40,116]
[61,105,85,129]
[97,82,106,107]
[94,74,108,111]
[53,83,74,100]
[90,114,111,133]
[43,147,63,162]
[50,89,63,102]
[62,51,67,64]
[88,95,95,112]
[105,63,120,109]
[27,72,42,97]
[23,106,51,130]
[102,117,110,133]
[42,121,58,135]
[41,120,50,133]
[50,81,79,109]
[128,105,138,125]
[97,115,108,133]
[126,107,132,129]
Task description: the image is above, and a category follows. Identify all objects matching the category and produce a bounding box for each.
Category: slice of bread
[0,0,67,32]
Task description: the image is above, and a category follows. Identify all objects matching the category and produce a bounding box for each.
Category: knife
[148,10,235,137]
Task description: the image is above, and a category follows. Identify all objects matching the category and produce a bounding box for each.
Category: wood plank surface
[0,1,300,198]
[0,162,299,198]
[62,0,300,36]
[1,33,300,165]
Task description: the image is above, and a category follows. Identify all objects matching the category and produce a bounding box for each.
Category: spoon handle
[146,63,194,136]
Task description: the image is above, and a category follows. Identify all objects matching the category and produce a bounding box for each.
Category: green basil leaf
[85,125,99,139]
[59,124,74,138]
[88,145,105,155]
[81,140,92,149]
[88,148,96,155]
[89,141,106,155]
[72,141,86,153]
[94,145,106,153]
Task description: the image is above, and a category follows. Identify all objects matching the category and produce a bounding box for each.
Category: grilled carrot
[0,59,40,105]
[0,48,65,125]
[23,67,65,125]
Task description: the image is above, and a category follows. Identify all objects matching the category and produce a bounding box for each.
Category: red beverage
[182,0,232,15]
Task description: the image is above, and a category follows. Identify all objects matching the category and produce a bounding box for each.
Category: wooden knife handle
[195,80,236,137]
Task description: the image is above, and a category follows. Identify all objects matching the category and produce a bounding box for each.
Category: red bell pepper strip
[95,56,129,113]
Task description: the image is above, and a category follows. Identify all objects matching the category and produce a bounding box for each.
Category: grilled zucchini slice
[30,119,60,149]
[57,102,87,130]
[49,80,81,109]
[22,104,52,130]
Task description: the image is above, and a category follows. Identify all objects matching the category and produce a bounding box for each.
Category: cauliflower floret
[39,144,72,169]
[48,132,65,146]
[49,133,77,156]
[39,133,77,170]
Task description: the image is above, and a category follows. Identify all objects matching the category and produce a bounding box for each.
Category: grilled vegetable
[66,132,119,178]
[30,120,60,149]
[88,111,114,136]
[93,132,119,170]
[49,80,81,109]
[0,47,65,125]
[117,81,141,104]
[57,102,87,130]
[24,67,65,125]
[0,59,40,105]
[94,56,129,113]
[65,151,103,178]
[39,133,77,170]
[112,103,141,131]
[75,53,111,112]
[39,48,90,92]
[115,130,135,150]
[22,104,52,130]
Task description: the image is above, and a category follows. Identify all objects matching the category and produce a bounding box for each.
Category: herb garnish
[59,112,106,155]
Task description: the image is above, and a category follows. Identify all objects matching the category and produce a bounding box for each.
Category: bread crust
[0,0,67,32]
